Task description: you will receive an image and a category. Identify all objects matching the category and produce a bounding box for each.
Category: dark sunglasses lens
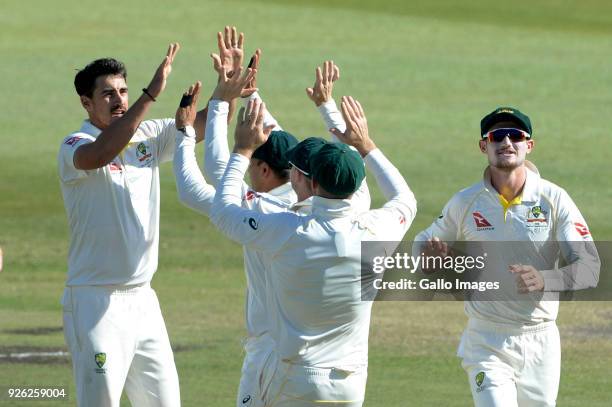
[488,128,527,142]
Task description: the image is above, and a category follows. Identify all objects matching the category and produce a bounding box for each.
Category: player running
[414,107,600,407]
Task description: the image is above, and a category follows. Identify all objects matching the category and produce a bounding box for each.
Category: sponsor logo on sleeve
[64,136,83,146]
[574,222,590,237]
[472,212,494,230]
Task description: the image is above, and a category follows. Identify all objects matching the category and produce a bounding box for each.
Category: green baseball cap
[480,107,532,136]
[286,137,328,177]
[252,130,299,170]
[310,143,365,196]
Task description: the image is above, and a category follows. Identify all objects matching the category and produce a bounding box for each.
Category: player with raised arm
[58,43,208,406]
[174,26,369,406]
[209,96,416,406]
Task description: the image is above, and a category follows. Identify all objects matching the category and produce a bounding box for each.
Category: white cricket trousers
[458,318,560,407]
[260,354,367,407]
[62,283,180,407]
[236,333,276,407]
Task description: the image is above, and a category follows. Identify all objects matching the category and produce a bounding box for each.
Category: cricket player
[414,107,600,407]
[177,52,370,405]
[180,28,370,406]
[57,44,211,406]
[209,95,416,406]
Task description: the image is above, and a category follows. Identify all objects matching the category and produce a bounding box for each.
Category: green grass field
[1,0,611,405]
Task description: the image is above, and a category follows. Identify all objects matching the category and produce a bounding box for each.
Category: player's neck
[488,165,526,202]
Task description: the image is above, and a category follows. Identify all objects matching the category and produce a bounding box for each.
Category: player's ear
[479,139,487,153]
[526,139,534,154]
[80,95,93,113]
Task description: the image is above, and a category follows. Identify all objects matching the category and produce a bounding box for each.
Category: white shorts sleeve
[58,134,96,183]
[140,118,176,163]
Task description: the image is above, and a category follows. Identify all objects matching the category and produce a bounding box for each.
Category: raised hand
[233,99,275,156]
[330,96,376,157]
[145,43,180,99]
[211,26,244,77]
[175,81,202,130]
[212,63,257,102]
[306,60,340,106]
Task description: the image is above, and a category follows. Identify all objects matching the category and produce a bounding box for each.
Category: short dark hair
[269,166,290,181]
[254,159,290,182]
[74,58,127,97]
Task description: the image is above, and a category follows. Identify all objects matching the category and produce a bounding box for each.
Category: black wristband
[142,88,156,102]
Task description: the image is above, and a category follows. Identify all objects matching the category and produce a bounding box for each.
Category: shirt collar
[482,160,540,203]
[268,182,294,197]
[290,197,313,212]
[311,196,353,218]
[80,120,102,138]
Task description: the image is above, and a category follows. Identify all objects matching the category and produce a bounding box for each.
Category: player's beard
[490,147,524,171]
[492,156,524,171]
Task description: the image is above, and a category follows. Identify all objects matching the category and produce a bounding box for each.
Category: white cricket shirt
[58,119,175,286]
[199,97,368,338]
[210,150,416,368]
[415,162,599,325]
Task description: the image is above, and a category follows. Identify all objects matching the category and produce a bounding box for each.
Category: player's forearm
[318,99,346,140]
[203,100,232,187]
[75,94,154,170]
[193,105,209,143]
[210,153,252,240]
[540,241,600,291]
[173,127,215,214]
[365,148,417,221]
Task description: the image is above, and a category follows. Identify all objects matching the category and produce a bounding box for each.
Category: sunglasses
[484,128,531,143]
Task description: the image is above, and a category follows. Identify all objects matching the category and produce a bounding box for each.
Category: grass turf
[0,0,610,405]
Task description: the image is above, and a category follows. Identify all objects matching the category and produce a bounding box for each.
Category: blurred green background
[1,0,610,405]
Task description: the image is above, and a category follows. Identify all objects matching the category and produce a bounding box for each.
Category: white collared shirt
[414,162,599,325]
[210,150,416,368]
[58,118,175,286]
[195,97,370,338]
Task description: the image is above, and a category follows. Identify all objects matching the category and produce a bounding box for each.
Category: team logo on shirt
[472,212,494,230]
[242,395,252,405]
[574,222,591,238]
[135,142,153,167]
[525,206,549,232]
[475,371,486,391]
[94,352,107,374]
[526,205,548,223]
